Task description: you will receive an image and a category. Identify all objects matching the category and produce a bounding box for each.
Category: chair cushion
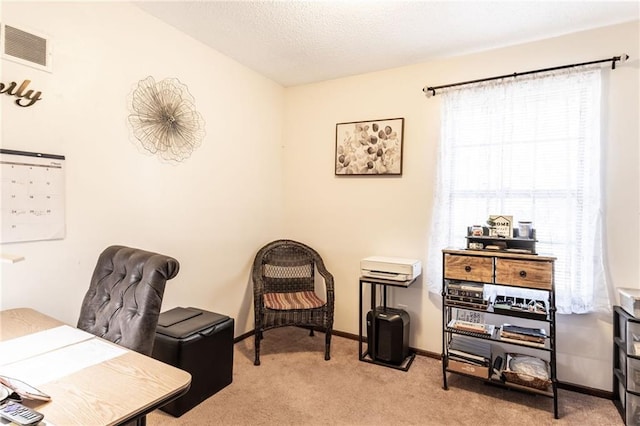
[264,291,326,310]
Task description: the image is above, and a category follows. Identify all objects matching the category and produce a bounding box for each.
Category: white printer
[360,256,422,281]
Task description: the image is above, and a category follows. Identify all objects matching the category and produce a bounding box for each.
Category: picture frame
[335,117,404,175]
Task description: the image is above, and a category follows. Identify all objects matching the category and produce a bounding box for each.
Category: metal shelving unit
[441,248,558,418]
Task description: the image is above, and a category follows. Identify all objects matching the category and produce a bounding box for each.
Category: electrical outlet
[397,304,408,310]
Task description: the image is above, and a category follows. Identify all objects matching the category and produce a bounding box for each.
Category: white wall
[283,21,640,390]
[1,1,638,392]
[0,2,286,335]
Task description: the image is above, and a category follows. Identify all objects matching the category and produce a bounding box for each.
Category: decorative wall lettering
[0,79,43,107]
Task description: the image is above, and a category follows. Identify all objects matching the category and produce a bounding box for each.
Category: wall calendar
[1,149,65,244]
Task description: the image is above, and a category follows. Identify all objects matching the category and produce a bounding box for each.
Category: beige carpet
[148,327,622,425]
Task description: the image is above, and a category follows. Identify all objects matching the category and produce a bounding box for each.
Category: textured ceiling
[135,1,640,87]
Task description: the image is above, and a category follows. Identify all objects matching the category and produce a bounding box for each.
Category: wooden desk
[0,308,191,425]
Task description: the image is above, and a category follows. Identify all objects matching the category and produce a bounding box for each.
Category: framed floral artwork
[335,117,404,175]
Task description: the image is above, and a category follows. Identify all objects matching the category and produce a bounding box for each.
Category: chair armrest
[315,261,335,305]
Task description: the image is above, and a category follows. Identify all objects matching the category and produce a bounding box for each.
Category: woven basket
[503,353,551,390]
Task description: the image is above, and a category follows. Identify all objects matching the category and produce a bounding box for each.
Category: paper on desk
[0,325,94,366]
[0,338,126,386]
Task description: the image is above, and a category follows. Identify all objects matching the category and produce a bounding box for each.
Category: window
[426,68,609,314]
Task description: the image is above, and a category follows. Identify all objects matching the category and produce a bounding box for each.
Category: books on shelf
[449,335,491,366]
[448,350,487,366]
[447,318,549,347]
[447,319,495,336]
[501,324,546,339]
[498,335,546,348]
[498,324,547,347]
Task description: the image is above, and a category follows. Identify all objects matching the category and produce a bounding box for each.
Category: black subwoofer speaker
[366,307,410,365]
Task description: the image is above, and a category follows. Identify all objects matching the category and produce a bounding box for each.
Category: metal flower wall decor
[128,76,205,163]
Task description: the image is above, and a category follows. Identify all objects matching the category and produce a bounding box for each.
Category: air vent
[1,23,51,72]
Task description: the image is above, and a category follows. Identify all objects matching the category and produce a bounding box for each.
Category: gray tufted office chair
[77,245,180,356]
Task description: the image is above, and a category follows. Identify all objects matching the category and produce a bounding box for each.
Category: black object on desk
[153,307,234,417]
[359,276,416,371]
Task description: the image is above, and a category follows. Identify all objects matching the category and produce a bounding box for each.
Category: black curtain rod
[422,54,629,97]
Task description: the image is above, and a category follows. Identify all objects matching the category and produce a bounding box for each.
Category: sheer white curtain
[426,68,610,314]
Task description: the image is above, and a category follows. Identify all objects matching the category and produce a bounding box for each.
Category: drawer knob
[465,266,472,272]
[519,270,527,278]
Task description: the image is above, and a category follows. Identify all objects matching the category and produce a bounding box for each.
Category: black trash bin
[152,306,234,417]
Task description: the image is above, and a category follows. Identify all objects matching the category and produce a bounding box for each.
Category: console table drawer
[495,259,553,289]
[443,255,493,282]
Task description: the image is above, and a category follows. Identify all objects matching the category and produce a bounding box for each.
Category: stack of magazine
[448,335,491,367]
[447,319,495,336]
[499,324,547,347]
[445,281,488,310]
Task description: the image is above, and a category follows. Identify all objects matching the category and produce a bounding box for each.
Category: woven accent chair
[252,239,335,366]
